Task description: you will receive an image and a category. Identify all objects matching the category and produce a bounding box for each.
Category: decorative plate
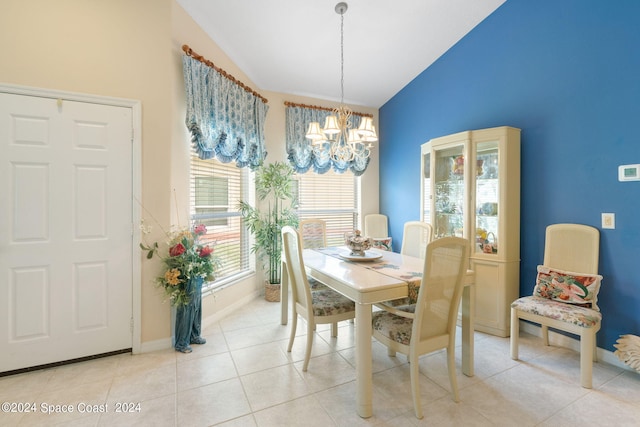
[339,252,382,262]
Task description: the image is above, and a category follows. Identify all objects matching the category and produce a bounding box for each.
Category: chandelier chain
[340,11,344,105]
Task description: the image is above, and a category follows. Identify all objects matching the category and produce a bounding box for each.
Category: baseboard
[519,320,630,371]
[134,290,262,354]
[137,337,172,354]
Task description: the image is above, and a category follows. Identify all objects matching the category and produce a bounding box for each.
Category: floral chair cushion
[372,237,392,251]
[372,305,416,345]
[511,296,602,328]
[308,276,328,290]
[311,288,355,317]
[533,265,602,310]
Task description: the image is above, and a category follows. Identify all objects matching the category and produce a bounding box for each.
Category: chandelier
[305,2,378,162]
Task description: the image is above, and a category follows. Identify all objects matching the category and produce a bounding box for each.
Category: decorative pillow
[372,237,392,251]
[533,265,602,310]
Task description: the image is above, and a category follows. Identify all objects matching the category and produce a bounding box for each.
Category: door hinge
[130,317,134,333]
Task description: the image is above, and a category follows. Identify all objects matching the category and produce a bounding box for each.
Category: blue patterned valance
[285,104,370,176]
[182,51,268,169]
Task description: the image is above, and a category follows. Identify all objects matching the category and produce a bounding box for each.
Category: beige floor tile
[293,352,355,392]
[599,369,640,404]
[2,295,637,427]
[97,394,175,427]
[252,395,336,427]
[460,362,589,426]
[231,341,291,376]
[278,332,335,364]
[416,349,480,392]
[177,352,238,391]
[413,396,494,426]
[214,414,258,427]
[0,368,56,401]
[240,364,311,412]
[223,322,291,351]
[177,378,251,427]
[539,389,640,426]
[14,378,111,426]
[107,363,176,404]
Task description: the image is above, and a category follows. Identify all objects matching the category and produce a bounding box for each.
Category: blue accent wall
[379,0,640,350]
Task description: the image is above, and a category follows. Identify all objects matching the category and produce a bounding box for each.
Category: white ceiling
[177,0,506,108]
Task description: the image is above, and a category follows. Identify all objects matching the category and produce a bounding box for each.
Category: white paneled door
[0,92,133,372]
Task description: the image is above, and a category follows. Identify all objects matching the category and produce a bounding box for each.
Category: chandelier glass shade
[305,2,378,163]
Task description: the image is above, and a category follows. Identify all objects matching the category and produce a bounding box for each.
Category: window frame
[190,153,254,292]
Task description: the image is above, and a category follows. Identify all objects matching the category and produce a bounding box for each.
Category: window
[295,169,359,246]
[195,176,229,227]
[191,152,252,287]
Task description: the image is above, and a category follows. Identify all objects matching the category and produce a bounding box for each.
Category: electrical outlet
[602,213,615,229]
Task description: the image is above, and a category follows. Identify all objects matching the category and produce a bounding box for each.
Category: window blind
[295,169,359,246]
[190,150,251,286]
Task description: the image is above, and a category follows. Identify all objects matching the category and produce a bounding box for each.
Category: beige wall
[1,0,174,344]
[1,0,380,348]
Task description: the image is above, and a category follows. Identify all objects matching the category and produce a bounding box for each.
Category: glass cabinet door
[433,144,465,239]
[421,149,431,225]
[475,140,499,254]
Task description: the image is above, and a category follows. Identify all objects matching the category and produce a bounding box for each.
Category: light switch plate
[602,213,615,229]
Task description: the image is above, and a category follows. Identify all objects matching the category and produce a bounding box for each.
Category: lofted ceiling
[177,0,506,108]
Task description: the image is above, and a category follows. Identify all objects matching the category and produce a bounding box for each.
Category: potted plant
[238,161,298,301]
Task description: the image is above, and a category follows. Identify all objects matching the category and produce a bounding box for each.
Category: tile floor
[1,296,639,426]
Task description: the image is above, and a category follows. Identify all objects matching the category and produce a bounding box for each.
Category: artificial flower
[141,223,221,306]
[169,243,186,257]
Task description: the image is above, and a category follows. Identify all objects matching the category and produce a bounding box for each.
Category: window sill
[202,270,256,296]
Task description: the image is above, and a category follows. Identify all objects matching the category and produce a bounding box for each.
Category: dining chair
[372,237,470,419]
[400,221,433,259]
[364,214,389,238]
[298,219,329,291]
[299,218,327,249]
[281,226,356,371]
[365,214,393,251]
[510,223,602,388]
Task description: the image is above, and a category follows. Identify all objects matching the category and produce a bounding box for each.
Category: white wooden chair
[365,214,392,251]
[400,221,433,259]
[282,226,355,371]
[364,213,388,238]
[299,219,327,249]
[510,223,602,388]
[372,237,470,419]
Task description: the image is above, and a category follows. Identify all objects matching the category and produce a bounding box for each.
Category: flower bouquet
[141,223,221,306]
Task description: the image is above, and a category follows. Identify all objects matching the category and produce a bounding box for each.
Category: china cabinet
[421,126,520,336]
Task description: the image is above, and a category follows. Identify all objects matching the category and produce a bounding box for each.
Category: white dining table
[280,246,475,418]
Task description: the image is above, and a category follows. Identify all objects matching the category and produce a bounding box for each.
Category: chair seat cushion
[308,276,329,290]
[311,288,355,316]
[372,305,415,345]
[512,296,602,328]
[372,237,392,251]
